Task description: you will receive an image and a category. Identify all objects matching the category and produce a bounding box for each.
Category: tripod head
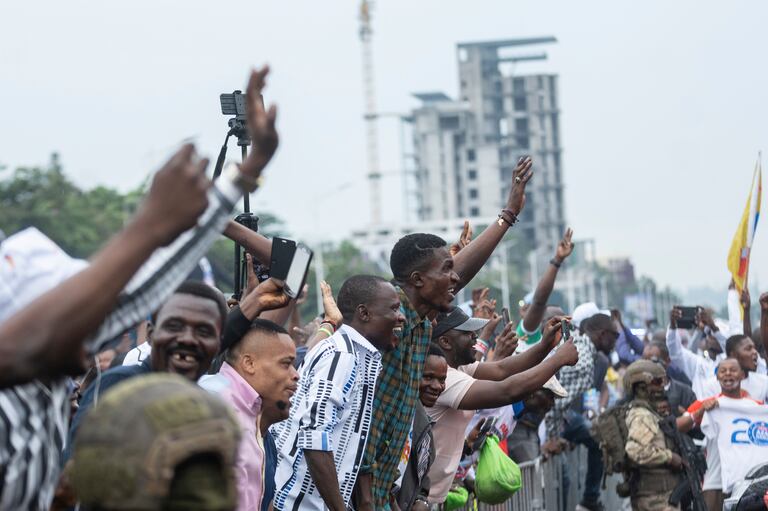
[220,90,252,147]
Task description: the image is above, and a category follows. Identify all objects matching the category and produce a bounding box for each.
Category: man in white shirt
[272,275,406,511]
[426,307,578,504]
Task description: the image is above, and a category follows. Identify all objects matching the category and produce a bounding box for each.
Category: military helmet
[71,373,241,511]
[623,359,666,389]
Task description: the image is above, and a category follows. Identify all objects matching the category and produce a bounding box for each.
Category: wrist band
[317,326,334,338]
[322,318,338,331]
[474,339,490,356]
[497,208,518,227]
[550,258,562,268]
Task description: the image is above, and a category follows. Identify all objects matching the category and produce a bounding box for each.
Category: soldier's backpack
[591,402,632,477]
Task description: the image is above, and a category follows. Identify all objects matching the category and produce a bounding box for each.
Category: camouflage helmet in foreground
[71,373,240,511]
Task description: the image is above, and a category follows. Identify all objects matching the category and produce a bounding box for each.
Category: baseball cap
[543,375,568,398]
[571,302,611,329]
[432,307,489,339]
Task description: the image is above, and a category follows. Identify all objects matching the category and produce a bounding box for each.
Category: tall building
[411,37,565,257]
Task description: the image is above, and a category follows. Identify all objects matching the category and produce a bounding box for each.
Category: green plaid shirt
[363,286,432,509]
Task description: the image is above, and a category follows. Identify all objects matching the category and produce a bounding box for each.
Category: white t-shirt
[701,396,768,493]
[122,343,152,366]
[426,362,479,503]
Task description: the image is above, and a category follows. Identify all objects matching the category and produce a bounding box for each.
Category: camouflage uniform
[70,373,241,511]
[624,360,681,511]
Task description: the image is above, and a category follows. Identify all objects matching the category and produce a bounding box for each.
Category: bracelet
[496,208,518,227]
[317,326,334,338]
[322,318,338,331]
[474,339,490,356]
[550,258,562,268]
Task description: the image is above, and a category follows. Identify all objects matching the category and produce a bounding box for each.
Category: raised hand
[492,322,519,359]
[554,228,574,262]
[137,144,209,246]
[541,316,566,351]
[506,155,534,216]
[240,66,279,180]
[760,292,768,312]
[320,281,343,327]
[449,220,473,257]
[670,307,682,329]
[741,289,752,310]
[240,277,290,320]
[479,313,503,343]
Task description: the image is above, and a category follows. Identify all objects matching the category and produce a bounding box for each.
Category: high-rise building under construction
[410,37,565,255]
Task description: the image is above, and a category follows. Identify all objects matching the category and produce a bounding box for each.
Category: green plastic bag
[444,486,469,511]
[474,434,522,504]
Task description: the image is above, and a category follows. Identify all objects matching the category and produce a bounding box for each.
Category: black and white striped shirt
[272,325,382,511]
[0,173,242,510]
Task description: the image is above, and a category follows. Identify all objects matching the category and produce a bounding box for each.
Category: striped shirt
[0,173,242,511]
[272,325,382,511]
[363,287,432,509]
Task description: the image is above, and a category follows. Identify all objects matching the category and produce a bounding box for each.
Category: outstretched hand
[506,156,533,215]
[240,66,279,181]
[554,228,574,262]
[139,144,210,246]
[320,281,343,327]
[240,275,290,320]
[449,220,473,257]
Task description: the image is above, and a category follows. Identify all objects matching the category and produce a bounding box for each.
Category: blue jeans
[561,409,603,506]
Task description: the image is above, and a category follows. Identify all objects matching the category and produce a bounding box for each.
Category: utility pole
[359,0,382,225]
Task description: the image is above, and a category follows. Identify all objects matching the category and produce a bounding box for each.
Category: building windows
[469,189,478,199]
[514,96,527,111]
[467,149,476,161]
[440,116,460,130]
[468,169,477,180]
[513,77,525,94]
[470,207,480,217]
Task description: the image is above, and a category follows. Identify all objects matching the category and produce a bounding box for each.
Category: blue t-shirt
[262,430,277,511]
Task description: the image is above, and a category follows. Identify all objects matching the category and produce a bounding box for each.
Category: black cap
[432,307,490,340]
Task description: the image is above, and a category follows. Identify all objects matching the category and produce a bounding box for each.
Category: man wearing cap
[545,304,618,511]
[425,308,578,504]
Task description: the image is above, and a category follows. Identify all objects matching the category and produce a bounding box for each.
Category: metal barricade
[455,447,627,511]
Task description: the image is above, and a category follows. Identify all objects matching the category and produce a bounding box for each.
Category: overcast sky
[3,1,768,292]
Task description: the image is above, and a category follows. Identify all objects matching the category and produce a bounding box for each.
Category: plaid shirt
[363,287,432,509]
[545,333,596,438]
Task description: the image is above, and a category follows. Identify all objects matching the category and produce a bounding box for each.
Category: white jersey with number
[701,396,768,493]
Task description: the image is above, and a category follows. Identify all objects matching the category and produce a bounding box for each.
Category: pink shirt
[199,362,264,511]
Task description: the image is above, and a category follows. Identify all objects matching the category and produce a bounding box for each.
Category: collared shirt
[0,175,242,511]
[200,362,265,511]
[272,325,382,511]
[363,287,432,510]
[545,333,596,438]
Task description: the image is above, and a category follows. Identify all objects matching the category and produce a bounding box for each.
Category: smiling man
[200,318,299,511]
[65,280,228,461]
[272,275,405,511]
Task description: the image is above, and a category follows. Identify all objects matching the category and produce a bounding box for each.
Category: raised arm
[0,145,209,386]
[760,293,768,360]
[666,307,700,381]
[458,338,578,410]
[473,317,563,381]
[742,289,752,340]
[223,220,272,264]
[452,156,533,291]
[522,229,574,332]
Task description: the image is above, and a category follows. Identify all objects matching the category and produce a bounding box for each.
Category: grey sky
[2,1,768,292]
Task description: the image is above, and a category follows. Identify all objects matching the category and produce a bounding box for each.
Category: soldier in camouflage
[624,360,684,511]
[69,373,241,511]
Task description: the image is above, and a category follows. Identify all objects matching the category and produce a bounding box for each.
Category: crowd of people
[3,64,768,511]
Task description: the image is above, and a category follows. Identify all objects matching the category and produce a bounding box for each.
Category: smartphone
[284,244,313,299]
[561,319,572,341]
[270,237,314,299]
[501,307,510,326]
[676,306,699,330]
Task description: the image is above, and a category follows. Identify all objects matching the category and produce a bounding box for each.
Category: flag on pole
[727,157,762,292]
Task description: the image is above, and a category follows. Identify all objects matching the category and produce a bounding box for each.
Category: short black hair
[336,275,390,322]
[648,341,670,361]
[225,318,288,365]
[152,281,228,330]
[583,313,612,333]
[427,343,446,359]
[390,233,447,282]
[725,334,750,357]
